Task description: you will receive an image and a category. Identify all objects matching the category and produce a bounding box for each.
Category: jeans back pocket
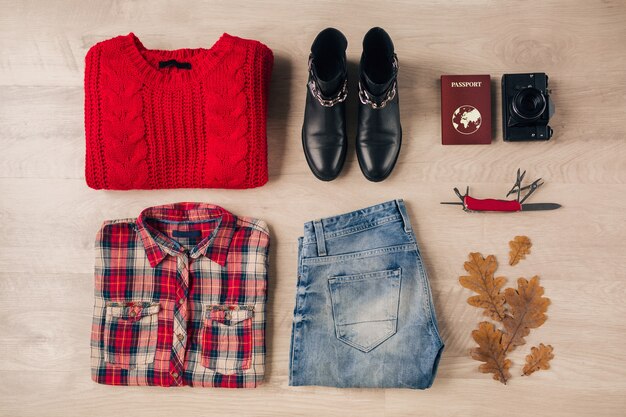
[201,304,254,375]
[328,268,401,353]
[104,301,160,369]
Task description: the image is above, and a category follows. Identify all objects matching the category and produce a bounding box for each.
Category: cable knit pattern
[84,33,273,190]
[202,45,249,188]
[99,51,149,189]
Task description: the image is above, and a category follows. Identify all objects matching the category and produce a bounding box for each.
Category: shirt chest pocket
[201,305,254,375]
[103,302,160,369]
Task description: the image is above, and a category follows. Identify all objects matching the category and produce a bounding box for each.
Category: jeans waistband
[302,199,413,248]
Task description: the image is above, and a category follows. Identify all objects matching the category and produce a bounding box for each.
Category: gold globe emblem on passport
[452,105,482,135]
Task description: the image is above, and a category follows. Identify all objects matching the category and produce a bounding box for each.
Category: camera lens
[512,87,547,121]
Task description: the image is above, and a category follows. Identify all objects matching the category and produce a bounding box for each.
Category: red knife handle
[464,196,522,212]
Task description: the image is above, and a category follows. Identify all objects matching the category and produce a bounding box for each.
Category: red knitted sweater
[84,33,273,189]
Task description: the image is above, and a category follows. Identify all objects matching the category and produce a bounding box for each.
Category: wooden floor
[1,0,626,416]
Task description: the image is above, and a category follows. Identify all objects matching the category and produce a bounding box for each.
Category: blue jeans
[289,199,444,389]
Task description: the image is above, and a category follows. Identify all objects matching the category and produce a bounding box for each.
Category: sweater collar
[121,32,236,87]
[136,203,237,268]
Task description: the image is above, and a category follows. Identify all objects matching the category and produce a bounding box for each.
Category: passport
[440,75,491,145]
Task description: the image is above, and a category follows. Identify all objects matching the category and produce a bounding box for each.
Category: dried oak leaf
[522,343,554,376]
[509,236,532,266]
[502,276,550,352]
[459,253,507,321]
[471,321,512,384]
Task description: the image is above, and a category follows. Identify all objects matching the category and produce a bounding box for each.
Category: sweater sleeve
[248,41,274,187]
[84,43,105,189]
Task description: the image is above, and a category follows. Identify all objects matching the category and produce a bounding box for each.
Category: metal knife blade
[520,203,562,211]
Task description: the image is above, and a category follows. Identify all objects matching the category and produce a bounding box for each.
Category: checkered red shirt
[90,203,269,388]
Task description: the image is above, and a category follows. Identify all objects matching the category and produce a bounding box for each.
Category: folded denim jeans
[289,199,444,388]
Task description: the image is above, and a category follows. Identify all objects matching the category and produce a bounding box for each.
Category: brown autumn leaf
[509,236,532,266]
[471,321,512,384]
[522,343,554,376]
[501,276,550,352]
[459,253,507,321]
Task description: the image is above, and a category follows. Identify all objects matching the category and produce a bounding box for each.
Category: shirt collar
[136,203,237,268]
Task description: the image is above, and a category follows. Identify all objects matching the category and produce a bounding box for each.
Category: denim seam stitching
[323,215,402,239]
[336,324,397,353]
[416,256,434,324]
[329,268,401,283]
[300,215,402,244]
[289,241,305,385]
[416,255,444,346]
[337,318,398,326]
[301,243,418,265]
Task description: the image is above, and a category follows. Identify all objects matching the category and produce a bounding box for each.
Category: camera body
[502,73,554,141]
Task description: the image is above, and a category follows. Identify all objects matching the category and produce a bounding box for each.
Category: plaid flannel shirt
[90,203,269,388]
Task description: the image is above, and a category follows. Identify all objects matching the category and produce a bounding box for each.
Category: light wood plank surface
[1,1,625,416]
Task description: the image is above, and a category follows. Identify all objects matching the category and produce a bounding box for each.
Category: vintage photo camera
[502,73,554,141]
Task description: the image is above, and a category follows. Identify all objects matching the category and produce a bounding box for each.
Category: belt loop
[313,219,327,257]
[396,199,412,234]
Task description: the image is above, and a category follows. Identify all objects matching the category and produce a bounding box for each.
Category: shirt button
[171,372,179,379]
[178,299,184,305]
[177,333,185,341]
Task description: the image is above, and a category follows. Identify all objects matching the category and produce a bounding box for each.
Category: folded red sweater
[84,33,273,190]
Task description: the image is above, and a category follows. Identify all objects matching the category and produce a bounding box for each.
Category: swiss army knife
[441,169,562,212]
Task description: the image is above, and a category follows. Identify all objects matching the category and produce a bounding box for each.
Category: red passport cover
[441,75,491,145]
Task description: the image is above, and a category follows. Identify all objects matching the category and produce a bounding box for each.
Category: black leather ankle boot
[302,28,348,181]
[356,27,401,182]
